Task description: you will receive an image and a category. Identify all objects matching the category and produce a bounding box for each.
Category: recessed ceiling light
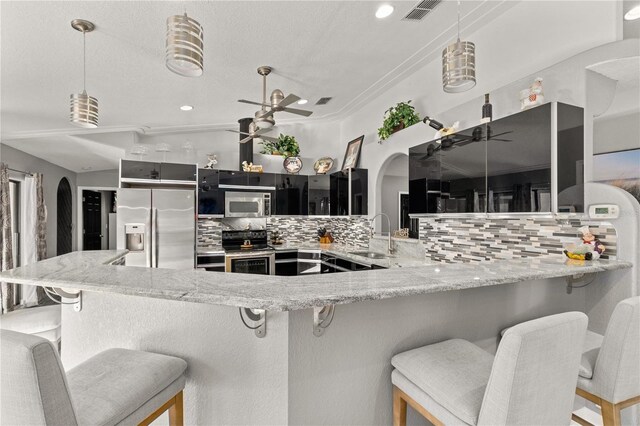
[81,167,92,171]
[297,99,308,105]
[376,4,394,19]
[180,105,193,111]
[625,5,640,20]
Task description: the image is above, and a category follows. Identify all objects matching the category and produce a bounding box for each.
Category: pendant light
[69,19,98,128]
[165,12,204,77]
[442,1,476,93]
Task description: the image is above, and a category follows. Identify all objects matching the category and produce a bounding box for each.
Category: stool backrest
[592,296,640,403]
[477,312,587,426]
[0,329,78,425]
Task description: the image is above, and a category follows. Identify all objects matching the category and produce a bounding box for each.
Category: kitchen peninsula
[0,248,632,424]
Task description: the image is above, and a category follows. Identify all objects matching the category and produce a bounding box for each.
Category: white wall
[0,143,77,257]
[594,111,640,154]
[136,120,343,173]
[76,169,119,188]
[339,1,624,218]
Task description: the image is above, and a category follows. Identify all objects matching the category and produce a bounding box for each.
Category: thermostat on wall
[588,204,620,219]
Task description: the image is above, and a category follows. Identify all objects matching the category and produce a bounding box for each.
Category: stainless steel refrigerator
[117,188,195,269]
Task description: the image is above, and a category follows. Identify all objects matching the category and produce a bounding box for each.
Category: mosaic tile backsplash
[267,217,371,247]
[198,217,372,249]
[418,217,617,263]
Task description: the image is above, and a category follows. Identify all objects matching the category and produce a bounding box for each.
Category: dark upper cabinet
[556,103,584,213]
[409,128,486,214]
[330,168,368,216]
[308,175,331,216]
[120,160,196,183]
[198,169,223,216]
[440,126,487,213]
[120,160,161,181]
[275,174,308,215]
[247,172,277,188]
[160,162,197,182]
[218,170,247,187]
[487,104,551,213]
[409,103,584,215]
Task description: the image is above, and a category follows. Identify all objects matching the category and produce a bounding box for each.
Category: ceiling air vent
[402,0,441,21]
[315,97,333,105]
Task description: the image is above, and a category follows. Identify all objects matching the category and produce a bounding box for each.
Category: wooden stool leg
[393,386,407,426]
[169,391,184,426]
[600,400,620,426]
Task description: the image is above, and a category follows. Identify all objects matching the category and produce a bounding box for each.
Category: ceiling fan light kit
[69,19,98,128]
[442,1,476,93]
[165,13,204,77]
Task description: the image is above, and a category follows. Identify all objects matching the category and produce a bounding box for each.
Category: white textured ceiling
[0,0,512,171]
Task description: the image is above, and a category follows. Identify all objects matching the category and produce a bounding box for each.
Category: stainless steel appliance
[222,229,275,275]
[117,188,195,269]
[224,191,271,218]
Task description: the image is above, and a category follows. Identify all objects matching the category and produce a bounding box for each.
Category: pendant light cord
[82,30,86,92]
[456,0,461,42]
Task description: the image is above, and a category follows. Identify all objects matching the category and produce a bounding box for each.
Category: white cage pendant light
[442,1,476,93]
[166,12,204,77]
[70,19,98,128]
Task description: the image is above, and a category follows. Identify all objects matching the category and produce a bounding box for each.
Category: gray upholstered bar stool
[391,312,587,426]
[572,297,640,426]
[0,330,188,426]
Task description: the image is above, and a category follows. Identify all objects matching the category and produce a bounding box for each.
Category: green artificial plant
[377,100,421,141]
[259,134,301,158]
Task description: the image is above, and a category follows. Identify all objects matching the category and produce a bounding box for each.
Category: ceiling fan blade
[257,109,275,119]
[238,99,270,107]
[278,93,301,108]
[253,127,273,136]
[282,107,313,117]
[226,129,252,136]
[239,135,253,144]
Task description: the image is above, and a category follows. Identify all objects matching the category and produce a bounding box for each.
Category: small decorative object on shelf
[563,226,606,261]
[317,227,334,244]
[393,228,409,239]
[481,93,492,123]
[520,77,544,110]
[270,230,284,245]
[241,161,263,173]
[283,157,303,174]
[259,134,301,158]
[423,116,459,139]
[203,153,218,169]
[313,157,334,175]
[377,100,421,141]
[341,135,364,171]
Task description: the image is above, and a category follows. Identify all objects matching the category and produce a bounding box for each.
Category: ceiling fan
[226,121,279,144]
[238,66,313,126]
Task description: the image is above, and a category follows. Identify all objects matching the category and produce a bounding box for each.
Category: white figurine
[204,154,218,169]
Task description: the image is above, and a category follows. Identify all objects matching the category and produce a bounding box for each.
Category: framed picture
[593,148,640,202]
[341,135,364,170]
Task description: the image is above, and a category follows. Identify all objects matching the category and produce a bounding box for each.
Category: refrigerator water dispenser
[125,224,145,252]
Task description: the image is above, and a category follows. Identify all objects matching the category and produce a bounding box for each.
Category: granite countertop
[0,249,632,312]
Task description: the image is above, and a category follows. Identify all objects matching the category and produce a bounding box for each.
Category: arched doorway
[57,177,73,255]
[379,153,409,236]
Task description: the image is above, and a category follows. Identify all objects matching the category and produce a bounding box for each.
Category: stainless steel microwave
[224,191,271,218]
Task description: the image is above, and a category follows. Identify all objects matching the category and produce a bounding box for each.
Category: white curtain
[20,176,39,306]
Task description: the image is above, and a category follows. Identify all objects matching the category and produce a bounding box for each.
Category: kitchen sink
[349,251,388,259]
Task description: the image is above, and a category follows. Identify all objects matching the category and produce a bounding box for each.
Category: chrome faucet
[370,213,395,255]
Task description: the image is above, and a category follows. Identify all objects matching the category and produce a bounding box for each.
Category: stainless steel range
[222,229,275,275]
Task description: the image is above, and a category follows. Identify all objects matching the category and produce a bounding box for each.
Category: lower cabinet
[276,251,381,275]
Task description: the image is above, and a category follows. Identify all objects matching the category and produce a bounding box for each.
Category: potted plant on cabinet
[377,100,421,141]
[259,134,301,158]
